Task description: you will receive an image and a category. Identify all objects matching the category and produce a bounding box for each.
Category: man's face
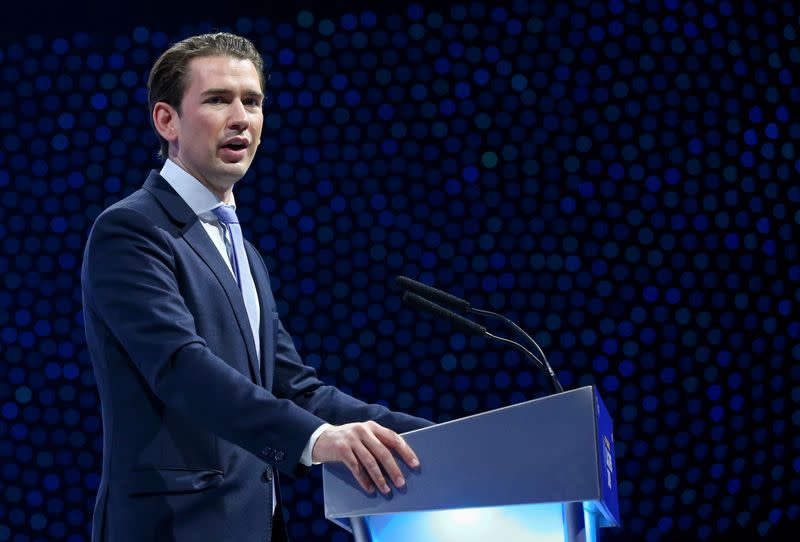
[165,55,263,198]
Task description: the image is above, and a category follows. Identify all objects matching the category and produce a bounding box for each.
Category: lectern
[322,386,620,542]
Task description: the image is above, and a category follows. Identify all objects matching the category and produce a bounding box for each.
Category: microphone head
[395,276,471,310]
[395,275,417,290]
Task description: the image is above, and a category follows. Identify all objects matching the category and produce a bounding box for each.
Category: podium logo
[603,436,613,490]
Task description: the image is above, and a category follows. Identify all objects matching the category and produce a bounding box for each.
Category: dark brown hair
[147,32,266,158]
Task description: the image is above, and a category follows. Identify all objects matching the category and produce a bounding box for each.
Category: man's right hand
[311,421,420,495]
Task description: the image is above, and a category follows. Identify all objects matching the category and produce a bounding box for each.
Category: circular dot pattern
[1,2,799,541]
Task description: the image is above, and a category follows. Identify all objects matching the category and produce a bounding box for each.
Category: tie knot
[212,205,239,225]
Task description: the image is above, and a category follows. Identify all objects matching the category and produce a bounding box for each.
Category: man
[81,32,431,542]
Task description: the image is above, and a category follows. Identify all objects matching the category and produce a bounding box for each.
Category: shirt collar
[159,159,237,217]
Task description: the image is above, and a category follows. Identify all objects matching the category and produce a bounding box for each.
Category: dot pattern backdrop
[1,1,799,541]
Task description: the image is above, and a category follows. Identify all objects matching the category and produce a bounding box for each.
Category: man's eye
[207,96,224,104]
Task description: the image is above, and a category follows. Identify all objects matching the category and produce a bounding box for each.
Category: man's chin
[216,160,252,180]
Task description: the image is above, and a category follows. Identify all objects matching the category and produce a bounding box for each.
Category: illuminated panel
[365,502,568,542]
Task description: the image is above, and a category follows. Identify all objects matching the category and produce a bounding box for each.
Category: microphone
[402,292,487,336]
[396,275,471,311]
[401,291,562,393]
[397,276,562,393]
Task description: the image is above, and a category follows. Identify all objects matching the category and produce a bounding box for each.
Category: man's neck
[159,159,238,215]
[167,156,234,204]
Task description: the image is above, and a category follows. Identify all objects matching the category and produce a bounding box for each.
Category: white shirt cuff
[300,423,332,466]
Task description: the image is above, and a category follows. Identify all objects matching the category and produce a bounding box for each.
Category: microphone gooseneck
[395,276,550,373]
[399,287,563,394]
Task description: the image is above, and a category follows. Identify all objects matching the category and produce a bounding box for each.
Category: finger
[375,427,420,469]
[363,431,405,489]
[353,441,391,494]
[344,449,375,494]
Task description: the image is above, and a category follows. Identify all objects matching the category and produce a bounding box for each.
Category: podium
[322,386,620,542]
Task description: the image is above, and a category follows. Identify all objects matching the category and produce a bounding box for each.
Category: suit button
[262,468,273,482]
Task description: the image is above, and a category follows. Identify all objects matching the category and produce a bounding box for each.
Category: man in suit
[81,32,431,542]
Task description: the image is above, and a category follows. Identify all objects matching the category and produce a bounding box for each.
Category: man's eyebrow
[200,88,264,99]
[244,90,265,99]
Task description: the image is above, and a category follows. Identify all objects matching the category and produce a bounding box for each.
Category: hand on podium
[312,421,420,495]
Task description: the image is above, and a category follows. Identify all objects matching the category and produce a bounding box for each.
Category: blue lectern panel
[365,503,565,542]
[363,503,599,542]
[594,390,620,526]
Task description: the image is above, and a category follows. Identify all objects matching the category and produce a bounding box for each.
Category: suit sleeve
[271,316,433,434]
[245,250,433,434]
[82,206,326,476]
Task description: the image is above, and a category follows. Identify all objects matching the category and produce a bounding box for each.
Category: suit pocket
[272,312,279,357]
[127,466,224,496]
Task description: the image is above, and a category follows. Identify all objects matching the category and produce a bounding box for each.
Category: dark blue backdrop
[1,1,798,541]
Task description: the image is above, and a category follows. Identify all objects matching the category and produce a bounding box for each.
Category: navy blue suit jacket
[81,171,431,541]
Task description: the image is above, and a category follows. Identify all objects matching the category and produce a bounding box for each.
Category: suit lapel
[142,171,262,385]
[245,243,275,391]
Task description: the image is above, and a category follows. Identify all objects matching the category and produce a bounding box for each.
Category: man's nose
[228,100,249,130]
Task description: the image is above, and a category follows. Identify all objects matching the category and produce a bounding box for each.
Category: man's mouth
[222,142,247,151]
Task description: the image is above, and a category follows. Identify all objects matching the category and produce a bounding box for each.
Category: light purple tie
[212,205,275,515]
[212,205,261,359]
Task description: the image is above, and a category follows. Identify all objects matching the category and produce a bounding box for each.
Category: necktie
[211,205,261,359]
[211,205,275,516]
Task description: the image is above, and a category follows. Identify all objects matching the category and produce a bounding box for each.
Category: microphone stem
[485,332,563,393]
[476,309,563,394]
[467,307,547,365]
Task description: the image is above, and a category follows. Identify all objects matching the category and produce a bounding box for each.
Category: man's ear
[152,102,179,146]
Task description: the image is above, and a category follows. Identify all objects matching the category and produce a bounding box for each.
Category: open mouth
[222,142,247,151]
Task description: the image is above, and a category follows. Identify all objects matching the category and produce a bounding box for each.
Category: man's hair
[147,32,266,158]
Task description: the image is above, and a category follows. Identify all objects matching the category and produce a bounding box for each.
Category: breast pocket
[261,310,279,390]
[272,311,279,357]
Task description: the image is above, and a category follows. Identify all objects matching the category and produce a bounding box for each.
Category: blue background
[1,1,798,541]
